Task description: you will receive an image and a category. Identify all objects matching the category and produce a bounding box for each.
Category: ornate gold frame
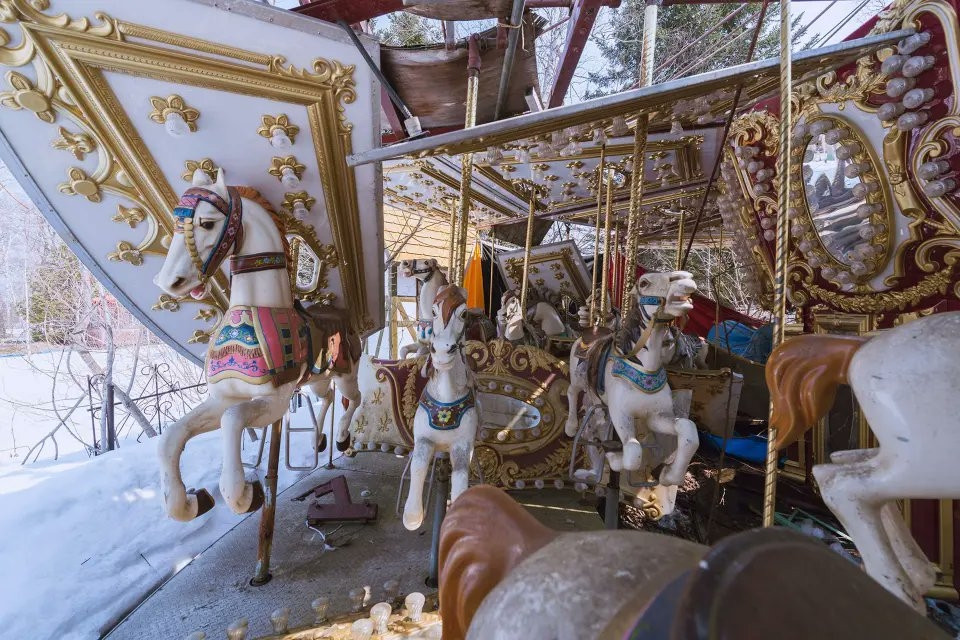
[0,2,372,334]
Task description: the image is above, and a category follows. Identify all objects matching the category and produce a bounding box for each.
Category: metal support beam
[295,0,404,24]
[494,0,527,120]
[547,0,622,108]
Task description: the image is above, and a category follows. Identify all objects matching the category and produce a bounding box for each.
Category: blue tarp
[708,321,773,363]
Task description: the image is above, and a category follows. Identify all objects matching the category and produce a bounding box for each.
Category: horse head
[634,270,696,321]
[400,258,441,282]
[430,285,469,372]
[155,168,236,300]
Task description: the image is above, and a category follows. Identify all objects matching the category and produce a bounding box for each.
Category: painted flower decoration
[436,409,453,424]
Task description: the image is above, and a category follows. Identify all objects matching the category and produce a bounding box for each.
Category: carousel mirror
[477,392,542,440]
[795,116,890,282]
[291,237,319,293]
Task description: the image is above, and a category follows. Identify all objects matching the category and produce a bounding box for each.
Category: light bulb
[755,168,773,182]
[836,270,852,284]
[670,118,684,135]
[351,619,373,640]
[859,225,876,240]
[878,102,905,122]
[761,216,774,230]
[798,239,812,253]
[808,255,822,268]
[763,229,776,241]
[280,167,300,189]
[902,87,934,109]
[896,110,929,132]
[880,54,905,75]
[517,146,531,163]
[787,207,801,220]
[850,261,868,276]
[856,203,880,219]
[886,76,916,98]
[917,160,949,180]
[747,160,763,174]
[610,115,630,137]
[821,266,836,280]
[824,128,848,145]
[852,182,879,198]
[293,200,309,220]
[923,178,956,198]
[270,128,292,149]
[405,593,426,622]
[592,127,607,145]
[270,608,290,633]
[902,55,935,78]
[164,112,190,137]
[809,120,832,136]
[898,31,931,55]
[836,143,861,160]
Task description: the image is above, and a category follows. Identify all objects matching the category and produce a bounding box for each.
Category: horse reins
[173,186,286,284]
[619,295,672,360]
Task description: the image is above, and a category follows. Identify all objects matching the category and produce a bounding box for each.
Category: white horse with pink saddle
[154,169,360,521]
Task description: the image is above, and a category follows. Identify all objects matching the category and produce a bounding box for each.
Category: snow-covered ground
[0,416,322,639]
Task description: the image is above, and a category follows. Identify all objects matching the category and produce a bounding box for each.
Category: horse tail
[438,486,556,640]
[766,334,869,449]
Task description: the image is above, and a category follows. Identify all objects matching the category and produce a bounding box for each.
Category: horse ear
[211,168,228,199]
[191,168,212,187]
[427,258,438,268]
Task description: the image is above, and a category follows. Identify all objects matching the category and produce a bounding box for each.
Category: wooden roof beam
[294,0,404,24]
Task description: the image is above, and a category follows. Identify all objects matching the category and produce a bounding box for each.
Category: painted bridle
[173,186,244,284]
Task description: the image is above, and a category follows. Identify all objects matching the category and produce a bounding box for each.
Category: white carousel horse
[402,285,479,531]
[153,169,360,521]
[565,271,699,480]
[398,258,448,359]
[496,289,566,344]
[767,311,960,613]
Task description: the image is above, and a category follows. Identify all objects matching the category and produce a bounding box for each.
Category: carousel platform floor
[106,451,603,640]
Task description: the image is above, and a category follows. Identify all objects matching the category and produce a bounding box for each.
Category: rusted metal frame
[381,86,405,140]
[678,0,768,270]
[252,419,283,586]
[494,0,527,120]
[547,0,622,108]
[294,0,404,24]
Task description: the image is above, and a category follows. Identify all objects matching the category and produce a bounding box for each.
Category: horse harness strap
[174,186,244,281]
[620,297,671,360]
[418,389,476,431]
[230,252,287,277]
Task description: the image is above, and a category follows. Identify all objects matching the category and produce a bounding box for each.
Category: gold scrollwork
[112,204,145,228]
[194,307,218,322]
[52,126,94,159]
[152,294,180,312]
[187,329,211,344]
[147,94,199,131]
[794,261,955,312]
[0,70,54,121]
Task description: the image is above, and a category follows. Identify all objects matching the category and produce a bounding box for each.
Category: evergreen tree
[374,12,442,47]
[586,2,817,97]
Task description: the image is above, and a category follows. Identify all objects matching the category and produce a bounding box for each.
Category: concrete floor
[106,452,603,640]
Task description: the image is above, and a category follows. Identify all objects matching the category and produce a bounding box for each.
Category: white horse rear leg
[814,459,922,612]
[450,439,473,503]
[881,501,937,597]
[220,395,289,515]
[157,397,228,521]
[653,416,698,486]
[610,409,641,472]
[335,364,361,448]
[565,360,584,437]
[307,378,334,449]
[403,437,436,530]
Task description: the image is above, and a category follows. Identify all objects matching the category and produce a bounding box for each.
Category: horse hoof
[336,437,351,452]
[187,488,215,517]
[402,510,424,531]
[245,481,265,513]
[317,433,328,453]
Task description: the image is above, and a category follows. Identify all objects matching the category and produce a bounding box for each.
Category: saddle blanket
[418,389,476,430]
[207,305,308,387]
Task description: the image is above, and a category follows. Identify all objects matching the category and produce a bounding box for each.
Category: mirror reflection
[802,133,871,267]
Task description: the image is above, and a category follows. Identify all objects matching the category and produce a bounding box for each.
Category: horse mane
[766,334,868,449]
[617,302,642,354]
[233,185,293,282]
[438,486,557,640]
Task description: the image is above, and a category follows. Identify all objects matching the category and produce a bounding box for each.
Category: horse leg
[219,394,289,515]
[609,408,640,472]
[307,377,334,452]
[403,436,436,530]
[334,362,361,450]
[881,501,937,598]
[565,355,584,438]
[450,438,474,503]
[157,397,227,521]
[649,414,699,486]
[814,459,922,612]
[399,342,418,359]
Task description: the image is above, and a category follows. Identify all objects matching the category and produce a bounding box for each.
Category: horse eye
[447,344,457,354]
[199,220,216,230]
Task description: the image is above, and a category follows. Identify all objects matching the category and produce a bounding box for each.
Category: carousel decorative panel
[496,240,592,307]
[0,0,383,362]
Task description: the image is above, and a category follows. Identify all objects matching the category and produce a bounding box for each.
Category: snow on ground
[0,423,321,639]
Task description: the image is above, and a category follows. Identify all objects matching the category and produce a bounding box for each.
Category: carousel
[0,0,958,638]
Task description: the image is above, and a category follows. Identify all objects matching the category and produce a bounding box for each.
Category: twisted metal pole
[454,35,481,285]
[599,169,615,317]
[763,0,792,528]
[590,144,606,324]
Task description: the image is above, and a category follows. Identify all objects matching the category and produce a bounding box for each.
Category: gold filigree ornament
[188,329,211,344]
[0,70,54,121]
[181,158,218,183]
[194,308,218,322]
[257,113,300,145]
[57,167,101,202]
[52,126,95,160]
[112,204,145,228]
[152,294,180,312]
[147,94,199,133]
[107,241,143,266]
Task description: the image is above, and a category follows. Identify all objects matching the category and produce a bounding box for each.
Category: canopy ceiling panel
[380,20,540,128]
[0,0,383,364]
[349,28,912,166]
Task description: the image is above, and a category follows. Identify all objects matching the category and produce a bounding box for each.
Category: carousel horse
[767,311,960,613]
[402,285,480,531]
[153,169,361,521]
[565,271,700,479]
[398,258,447,359]
[496,289,566,346]
[437,486,948,640]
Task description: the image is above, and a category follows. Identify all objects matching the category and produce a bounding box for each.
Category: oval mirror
[477,392,541,442]
[795,116,890,283]
[290,236,319,294]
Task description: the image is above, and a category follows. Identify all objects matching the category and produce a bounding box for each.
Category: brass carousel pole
[454,34,482,286]
[763,0,792,528]
[620,0,658,319]
[590,144,607,324]
[517,180,545,311]
[675,209,686,271]
[599,169,615,317]
[488,229,497,316]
